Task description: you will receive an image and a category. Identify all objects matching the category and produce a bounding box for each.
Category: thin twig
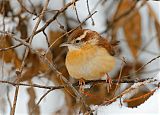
[0,43,23,52]
[86,0,95,25]
[43,30,50,47]
[31,88,53,113]
[17,0,37,16]
[7,86,12,110]
[136,34,158,58]
[112,57,125,97]
[10,86,19,115]
[125,55,160,78]
[73,1,82,28]
[35,0,79,34]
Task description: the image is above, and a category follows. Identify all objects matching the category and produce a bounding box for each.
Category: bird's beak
[60,42,71,47]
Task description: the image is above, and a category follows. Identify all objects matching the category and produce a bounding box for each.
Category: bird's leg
[105,73,112,93]
[78,78,96,98]
[79,78,85,92]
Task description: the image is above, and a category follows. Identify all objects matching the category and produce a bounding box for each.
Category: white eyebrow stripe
[76,30,90,40]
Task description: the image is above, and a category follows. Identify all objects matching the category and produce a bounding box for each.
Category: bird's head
[60,29,118,56]
[60,29,100,50]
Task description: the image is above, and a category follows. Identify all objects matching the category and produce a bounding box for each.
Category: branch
[0,78,158,90]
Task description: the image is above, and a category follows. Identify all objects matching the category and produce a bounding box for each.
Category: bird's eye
[75,39,80,43]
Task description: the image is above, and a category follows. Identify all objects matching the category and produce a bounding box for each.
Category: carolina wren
[61,29,116,81]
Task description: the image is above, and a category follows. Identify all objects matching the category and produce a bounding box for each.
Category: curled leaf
[124,88,156,108]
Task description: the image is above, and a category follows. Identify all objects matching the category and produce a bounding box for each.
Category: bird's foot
[79,78,85,93]
[105,73,112,93]
[79,78,96,98]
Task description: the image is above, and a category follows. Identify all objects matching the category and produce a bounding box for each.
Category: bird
[60,29,116,89]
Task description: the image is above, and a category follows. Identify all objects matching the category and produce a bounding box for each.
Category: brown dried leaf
[0,35,21,69]
[27,81,40,115]
[20,49,52,81]
[123,11,141,58]
[112,0,136,27]
[124,88,155,108]
[110,0,137,32]
[16,17,28,39]
[0,1,12,16]
[49,31,64,58]
[155,21,160,47]
[110,0,142,58]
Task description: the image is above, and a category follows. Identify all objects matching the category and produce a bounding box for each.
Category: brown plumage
[68,29,116,56]
[61,29,116,80]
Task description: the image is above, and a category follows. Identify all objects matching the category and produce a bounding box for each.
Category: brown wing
[98,37,116,56]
